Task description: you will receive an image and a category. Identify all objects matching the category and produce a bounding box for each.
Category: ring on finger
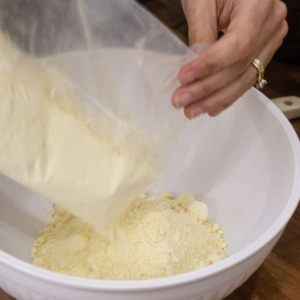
[251,58,268,90]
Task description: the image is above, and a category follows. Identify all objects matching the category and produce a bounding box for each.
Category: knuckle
[200,82,215,97]
[202,60,218,75]
[276,28,288,50]
[190,76,222,99]
[232,59,250,76]
[274,20,288,49]
[276,1,288,21]
[202,98,222,114]
[234,35,252,59]
[281,20,289,39]
[244,69,256,90]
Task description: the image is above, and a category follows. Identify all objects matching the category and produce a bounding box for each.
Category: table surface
[1,1,300,299]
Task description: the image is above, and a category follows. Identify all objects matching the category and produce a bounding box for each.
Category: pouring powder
[0,33,162,237]
[31,192,227,280]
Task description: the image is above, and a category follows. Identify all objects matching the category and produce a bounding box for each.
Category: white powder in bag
[0,33,162,236]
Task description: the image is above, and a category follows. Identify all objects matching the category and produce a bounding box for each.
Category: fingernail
[174,92,192,108]
[181,71,197,85]
[190,106,204,119]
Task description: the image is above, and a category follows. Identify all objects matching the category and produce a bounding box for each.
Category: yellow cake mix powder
[0,31,227,280]
[0,33,162,236]
[32,192,227,280]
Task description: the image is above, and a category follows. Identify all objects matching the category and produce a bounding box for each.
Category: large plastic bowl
[0,86,300,300]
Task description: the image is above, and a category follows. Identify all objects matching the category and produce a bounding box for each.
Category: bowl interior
[0,88,298,266]
[153,90,299,253]
[0,48,299,274]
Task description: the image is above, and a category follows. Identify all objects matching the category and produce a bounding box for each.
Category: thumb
[181,0,218,46]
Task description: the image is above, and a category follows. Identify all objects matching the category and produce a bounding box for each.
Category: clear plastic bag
[0,0,196,235]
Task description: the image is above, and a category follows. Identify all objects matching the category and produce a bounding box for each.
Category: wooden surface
[1,1,300,299]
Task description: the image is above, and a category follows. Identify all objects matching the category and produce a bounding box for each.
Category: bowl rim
[1,88,300,292]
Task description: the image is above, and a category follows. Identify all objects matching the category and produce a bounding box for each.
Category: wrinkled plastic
[0,0,195,138]
[0,0,196,234]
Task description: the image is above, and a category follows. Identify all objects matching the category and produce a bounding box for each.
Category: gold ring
[251,58,267,90]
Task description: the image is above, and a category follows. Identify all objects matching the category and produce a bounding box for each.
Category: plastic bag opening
[0,0,199,236]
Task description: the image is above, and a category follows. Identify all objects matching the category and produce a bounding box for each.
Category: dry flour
[32,192,227,280]
[0,33,161,236]
[0,34,227,279]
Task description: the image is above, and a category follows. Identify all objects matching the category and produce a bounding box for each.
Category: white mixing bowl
[0,87,300,300]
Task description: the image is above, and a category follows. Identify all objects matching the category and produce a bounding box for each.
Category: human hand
[172,0,288,118]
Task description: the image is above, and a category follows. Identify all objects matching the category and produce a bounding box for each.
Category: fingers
[172,58,249,108]
[178,1,270,85]
[179,0,285,86]
[174,0,288,118]
[183,67,256,118]
[182,22,287,118]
